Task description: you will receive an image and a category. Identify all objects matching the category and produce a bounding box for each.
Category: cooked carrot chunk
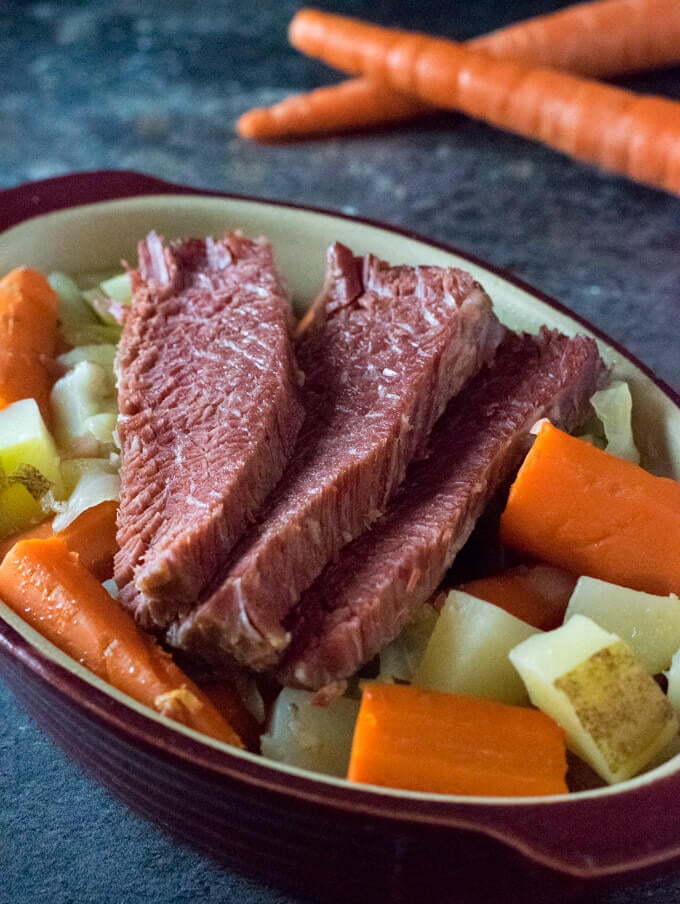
[0,267,59,424]
[0,500,119,581]
[347,682,568,796]
[500,422,680,597]
[0,537,243,747]
[461,563,576,631]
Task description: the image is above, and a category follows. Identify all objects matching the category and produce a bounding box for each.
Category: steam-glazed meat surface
[279,330,606,691]
[115,231,304,629]
[172,243,503,668]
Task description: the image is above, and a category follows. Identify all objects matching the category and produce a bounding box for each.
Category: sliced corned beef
[171,243,503,668]
[278,330,606,690]
[114,231,304,629]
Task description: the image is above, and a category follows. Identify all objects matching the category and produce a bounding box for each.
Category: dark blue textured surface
[1,2,680,902]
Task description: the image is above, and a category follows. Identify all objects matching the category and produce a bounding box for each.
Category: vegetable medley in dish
[1,232,679,800]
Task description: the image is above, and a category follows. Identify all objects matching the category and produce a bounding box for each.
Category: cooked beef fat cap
[171,243,503,669]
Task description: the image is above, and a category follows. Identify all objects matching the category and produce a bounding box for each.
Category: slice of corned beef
[278,329,607,691]
[114,231,304,629]
[171,242,503,669]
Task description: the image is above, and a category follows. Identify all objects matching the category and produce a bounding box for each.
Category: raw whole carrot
[285,9,680,194]
[0,537,243,747]
[500,422,680,597]
[467,0,680,77]
[238,0,680,140]
[0,267,59,424]
[237,76,429,140]
[460,563,576,631]
[347,682,568,796]
[0,500,119,581]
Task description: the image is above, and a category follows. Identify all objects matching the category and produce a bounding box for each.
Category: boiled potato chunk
[510,615,678,784]
[413,590,540,705]
[260,688,359,778]
[0,398,63,538]
[565,576,680,674]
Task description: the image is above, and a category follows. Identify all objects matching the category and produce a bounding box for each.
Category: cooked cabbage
[51,361,117,454]
[52,465,120,532]
[48,272,122,345]
[590,380,640,464]
[377,603,439,683]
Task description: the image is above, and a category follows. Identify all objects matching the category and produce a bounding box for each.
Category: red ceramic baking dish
[1,170,679,903]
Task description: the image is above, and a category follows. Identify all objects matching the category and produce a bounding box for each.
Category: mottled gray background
[1,1,679,902]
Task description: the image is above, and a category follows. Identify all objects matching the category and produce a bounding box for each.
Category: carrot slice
[200,681,263,753]
[347,682,568,796]
[500,422,680,597]
[0,500,119,581]
[0,267,59,425]
[282,9,680,194]
[461,564,576,631]
[0,537,243,747]
[0,518,54,560]
[55,500,118,581]
[238,0,680,141]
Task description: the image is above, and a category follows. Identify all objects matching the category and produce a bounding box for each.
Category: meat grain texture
[279,330,606,691]
[115,232,304,629]
[172,243,503,669]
